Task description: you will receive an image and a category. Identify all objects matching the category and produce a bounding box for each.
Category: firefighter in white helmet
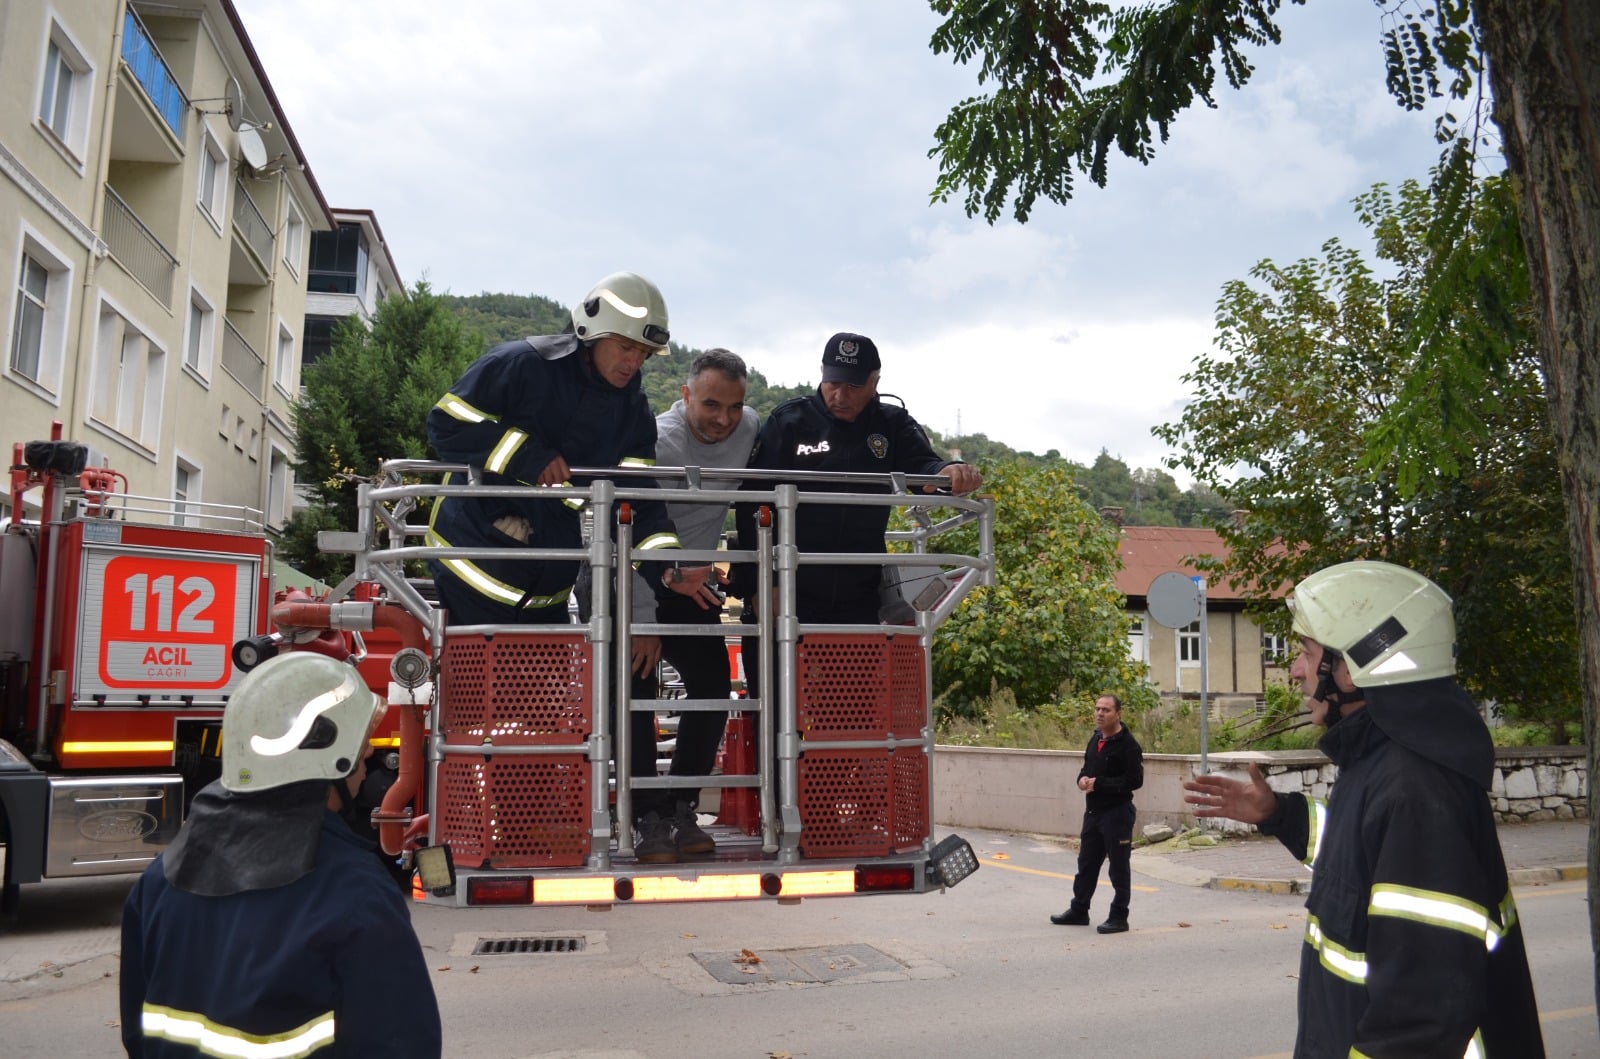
[1184,561,1543,1057]
[426,271,713,863]
[120,652,442,1057]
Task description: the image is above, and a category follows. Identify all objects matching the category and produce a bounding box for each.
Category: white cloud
[235,1,1447,486]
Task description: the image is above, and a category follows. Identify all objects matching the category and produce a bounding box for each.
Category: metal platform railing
[326,460,994,870]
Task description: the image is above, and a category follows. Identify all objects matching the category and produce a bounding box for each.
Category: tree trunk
[1473,0,1600,1024]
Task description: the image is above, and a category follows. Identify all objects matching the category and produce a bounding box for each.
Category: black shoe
[1096,919,1129,934]
[673,802,716,855]
[634,812,679,864]
[1050,908,1090,926]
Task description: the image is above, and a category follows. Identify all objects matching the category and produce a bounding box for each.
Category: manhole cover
[693,943,905,985]
[472,936,586,955]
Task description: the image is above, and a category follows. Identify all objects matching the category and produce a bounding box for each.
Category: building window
[1126,616,1146,665]
[173,459,199,527]
[308,223,369,296]
[1178,620,1202,665]
[91,301,166,449]
[301,315,338,375]
[38,24,93,156]
[184,288,215,376]
[197,134,226,221]
[274,322,295,392]
[7,235,72,393]
[282,202,305,274]
[267,447,291,527]
[1262,631,1289,665]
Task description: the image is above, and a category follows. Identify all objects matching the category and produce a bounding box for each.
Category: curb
[1202,863,1586,896]
[1507,864,1587,885]
[1208,876,1308,896]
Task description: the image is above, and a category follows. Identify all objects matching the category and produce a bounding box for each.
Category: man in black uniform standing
[1052,693,1143,933]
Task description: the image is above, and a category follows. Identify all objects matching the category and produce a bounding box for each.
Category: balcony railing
[102,186,177,307]
[232,181,274,267]
[122,8,186,139]
[222,319,266,400]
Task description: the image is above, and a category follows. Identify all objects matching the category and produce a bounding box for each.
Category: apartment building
[1,0,334,531]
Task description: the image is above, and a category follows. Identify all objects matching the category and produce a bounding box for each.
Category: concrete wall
[933,744,1589,837]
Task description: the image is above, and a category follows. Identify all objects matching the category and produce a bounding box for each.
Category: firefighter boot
[673,801,716,856]
[634,812,679,864]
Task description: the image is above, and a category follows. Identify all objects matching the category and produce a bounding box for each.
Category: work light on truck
[926,834,980,889]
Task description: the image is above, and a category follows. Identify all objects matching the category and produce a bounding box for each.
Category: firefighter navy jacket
[427,333,680,612]
[731,392,953,619]
[121,810,442,1057]
[1260,685,1544,1058]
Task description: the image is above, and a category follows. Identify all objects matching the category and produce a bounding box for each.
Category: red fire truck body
[1,439,990,914]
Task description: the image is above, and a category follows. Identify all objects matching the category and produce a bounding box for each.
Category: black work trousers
[631,595,731,817]
[1070,801,1136,921]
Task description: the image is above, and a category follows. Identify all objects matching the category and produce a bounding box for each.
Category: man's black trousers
[1070,801,1136,921]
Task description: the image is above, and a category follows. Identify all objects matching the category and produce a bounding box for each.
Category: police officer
[1184,561,1544,1057]
[731,332,981,624]
[121,652,442,1056]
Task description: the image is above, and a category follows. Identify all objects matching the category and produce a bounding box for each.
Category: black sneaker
[1050,908,1090,926]
[635,812,679,864]
[1096,918,1129,934]
[673,802,716,855]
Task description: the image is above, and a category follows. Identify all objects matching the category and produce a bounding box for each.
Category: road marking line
[978,857,1158,893]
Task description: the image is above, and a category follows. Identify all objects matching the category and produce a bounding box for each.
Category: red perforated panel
[796,747,929,858]
[890,749,930,850]
[440,632,592,745]
[796,635,926,740]
[436,754,591,868]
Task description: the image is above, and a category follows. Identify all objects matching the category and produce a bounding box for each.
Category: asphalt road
[2,827,1595,1058]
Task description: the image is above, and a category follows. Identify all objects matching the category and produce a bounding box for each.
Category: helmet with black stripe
[221,652,385,792]
[1288,560,1456,688]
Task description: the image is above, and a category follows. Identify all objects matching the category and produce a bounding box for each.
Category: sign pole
[1196,576,1209,774]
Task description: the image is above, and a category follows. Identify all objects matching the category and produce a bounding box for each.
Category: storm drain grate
[472,936,586,955]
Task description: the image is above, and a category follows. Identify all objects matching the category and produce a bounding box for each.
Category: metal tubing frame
[341,460,994,874]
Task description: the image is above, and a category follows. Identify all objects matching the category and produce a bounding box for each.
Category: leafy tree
[285,281,481,582]
[1155,174,1578,738]
[926,0,1600,1000]
[924,459,1146,716]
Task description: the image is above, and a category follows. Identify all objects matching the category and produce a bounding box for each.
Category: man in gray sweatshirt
[629,348,759,862]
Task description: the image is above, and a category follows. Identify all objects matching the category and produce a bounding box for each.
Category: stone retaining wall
[932,744,1588,838]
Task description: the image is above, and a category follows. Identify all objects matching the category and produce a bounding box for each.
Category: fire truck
[0,434,993,913]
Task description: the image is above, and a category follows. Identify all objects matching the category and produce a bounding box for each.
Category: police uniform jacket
[427,333,680,612]
[121,809,442,1057]
[1260,683,1544,1058]
[731,392,955,616]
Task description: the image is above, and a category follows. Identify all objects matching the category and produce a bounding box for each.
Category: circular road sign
[1147,571,1204,629]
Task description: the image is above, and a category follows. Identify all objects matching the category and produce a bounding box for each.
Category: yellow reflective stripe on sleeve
[434,393,498,424]
[619,457,655,467]
[1369,883,1498,948]
[635,533,681,552]
[424,527,571,610]
[1303,797,1326,867]
[141,1004,334,1058]
[558,481,587,510]
[1305,914,1368,985]
[486,429,527,474]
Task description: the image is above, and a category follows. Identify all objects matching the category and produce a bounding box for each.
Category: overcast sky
[238,1,1442,480]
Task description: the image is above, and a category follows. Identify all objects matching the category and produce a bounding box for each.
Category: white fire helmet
[221,652,385,792]
[1287,560,1456,688]
[571,271,670,352]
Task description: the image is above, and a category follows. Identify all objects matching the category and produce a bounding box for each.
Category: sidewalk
[1131,817,1590,894]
